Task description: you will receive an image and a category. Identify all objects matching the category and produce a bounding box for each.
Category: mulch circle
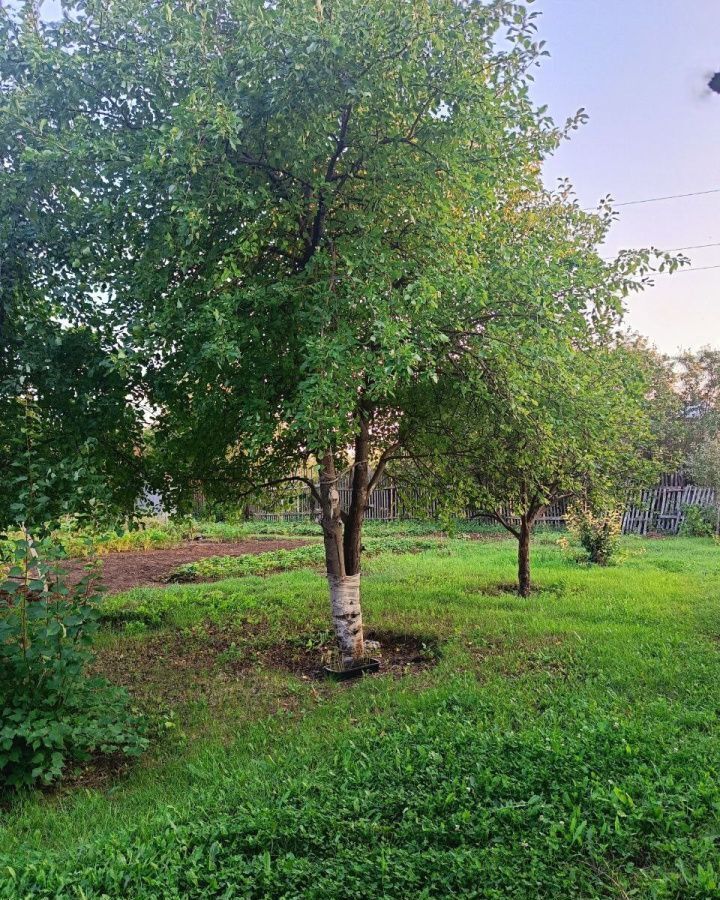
[234,630,441,682]
[91,624,441,710]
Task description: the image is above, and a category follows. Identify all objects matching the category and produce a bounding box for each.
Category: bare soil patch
[63,539,313,595]
[463,531,513,542]
[258,630,441,681]
[91,624,441,712]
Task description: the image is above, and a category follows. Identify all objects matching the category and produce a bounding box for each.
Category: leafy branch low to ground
[0,540,147,790]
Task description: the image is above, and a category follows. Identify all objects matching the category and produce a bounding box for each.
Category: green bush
[0,539,147,788]
[679,504,717,538]
[566,505,622,565]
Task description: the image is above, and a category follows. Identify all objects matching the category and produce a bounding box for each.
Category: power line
[667,241,720,252]
[584,187,720,211]
[671,263,720,274]
[601,246,720,263]
[614,188,720,208]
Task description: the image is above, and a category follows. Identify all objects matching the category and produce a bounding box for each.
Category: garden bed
[62,539,314,594]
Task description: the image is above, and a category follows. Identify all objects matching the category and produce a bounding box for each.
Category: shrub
[566,504,622,565]
[679,504,717,538]
[54,518,192,558]
[0,538,147,788]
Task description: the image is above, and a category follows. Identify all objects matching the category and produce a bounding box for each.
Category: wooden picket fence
[622,482,717,535]
[253,471,718,535]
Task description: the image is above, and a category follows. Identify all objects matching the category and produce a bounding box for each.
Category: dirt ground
[91,623,441,710]
[63,539,313,594]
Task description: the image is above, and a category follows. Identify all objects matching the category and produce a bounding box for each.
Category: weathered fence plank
[253,472,718,535]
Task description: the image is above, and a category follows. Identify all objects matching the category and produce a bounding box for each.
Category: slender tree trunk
[343,416,370,577]
[518,514,532,597]
[319,450,365,662]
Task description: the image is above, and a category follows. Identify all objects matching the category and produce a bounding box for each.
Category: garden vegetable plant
[0,539,147,789]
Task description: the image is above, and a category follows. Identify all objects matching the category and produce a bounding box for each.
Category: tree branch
[237,475,321,507]
[296,103,353,270]
[490,511,521,540]
[368,442,401,495]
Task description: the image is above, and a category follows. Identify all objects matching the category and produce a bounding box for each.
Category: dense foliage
[649,347,720,475]
[679,504,717,538]
[0,356,144,533]
[566,504,623,565]
[400,342,665,593]
[0,64,144,529]
[0,539,147,788]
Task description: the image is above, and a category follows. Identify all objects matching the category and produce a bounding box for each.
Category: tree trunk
[518,514,532,597]
[319,450,365,662]
[343,416,370,577]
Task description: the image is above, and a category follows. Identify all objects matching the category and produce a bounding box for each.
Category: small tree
[401,342,664,595]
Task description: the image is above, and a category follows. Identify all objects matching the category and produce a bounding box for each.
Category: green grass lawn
[2,534,720,897]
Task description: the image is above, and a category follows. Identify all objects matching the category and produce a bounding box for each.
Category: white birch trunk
[327,572,364,663]
[25,533,44,588]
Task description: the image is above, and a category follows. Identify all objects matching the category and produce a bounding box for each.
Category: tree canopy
[0,47,143,530]
[0,0,678,651]
[399,337,666,593]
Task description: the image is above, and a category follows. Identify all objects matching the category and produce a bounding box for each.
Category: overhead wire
[668,263,720,274]
[582,187,720,211]
[665,241,720,252]
[586,191,720,269]
[612,188,720,208]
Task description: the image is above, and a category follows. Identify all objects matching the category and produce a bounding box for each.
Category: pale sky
[532,0,720,354]
[35,0,720,353]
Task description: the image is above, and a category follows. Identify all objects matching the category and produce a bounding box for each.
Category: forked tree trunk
[319,448,367,663]
[494,503,542,597]
[518,514,532,598]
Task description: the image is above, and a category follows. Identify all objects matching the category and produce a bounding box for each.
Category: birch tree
[1,0,669,658]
